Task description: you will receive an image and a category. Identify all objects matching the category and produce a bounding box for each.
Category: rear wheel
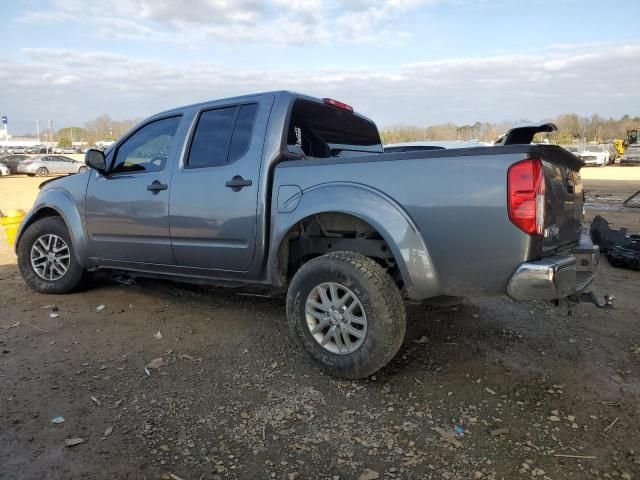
[17,217,85,294]
[77,166,87,173]
[35,167,49,177]
[287,251,406,379]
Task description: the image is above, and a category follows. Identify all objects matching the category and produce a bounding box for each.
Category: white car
[0,162,10,176]
[562,145,581,155]
[579,145,610,167]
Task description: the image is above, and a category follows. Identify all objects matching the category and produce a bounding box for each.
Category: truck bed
[274,144,584,298]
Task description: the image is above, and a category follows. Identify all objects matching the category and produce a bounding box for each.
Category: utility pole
[48,120,53,153]
[36,120,40,143]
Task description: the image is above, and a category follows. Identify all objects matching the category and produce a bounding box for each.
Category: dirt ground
[1,168,639,480]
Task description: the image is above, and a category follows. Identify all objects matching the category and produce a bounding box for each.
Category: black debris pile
[590,215,640,270]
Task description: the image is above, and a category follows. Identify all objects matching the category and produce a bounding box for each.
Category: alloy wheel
[30,234,70,281]
[305,282,368,355]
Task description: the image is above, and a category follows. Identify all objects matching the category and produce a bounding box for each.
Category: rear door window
[187,103,258,169]
[228,104,258,163]
[286,99,382,158]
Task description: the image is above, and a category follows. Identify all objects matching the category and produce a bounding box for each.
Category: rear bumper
[620,156,640,165]
[17,164,37,174]
[507,234,599,301]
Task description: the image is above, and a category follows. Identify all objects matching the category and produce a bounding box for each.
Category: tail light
[508,158,545,236]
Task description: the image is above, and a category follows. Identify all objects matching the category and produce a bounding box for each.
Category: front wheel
[17,216,85,294]
[77,166,88,173]
[35,167,49,177]
[287,251,406,379]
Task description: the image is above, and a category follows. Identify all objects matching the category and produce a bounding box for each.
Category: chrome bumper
[507,235,600,301]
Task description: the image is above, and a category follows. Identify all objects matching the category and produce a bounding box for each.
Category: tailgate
[540,146,584,254]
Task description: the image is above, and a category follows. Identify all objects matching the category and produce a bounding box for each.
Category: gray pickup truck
[15,91,599,379]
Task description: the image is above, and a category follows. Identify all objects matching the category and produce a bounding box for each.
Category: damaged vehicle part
[590,214,640,271]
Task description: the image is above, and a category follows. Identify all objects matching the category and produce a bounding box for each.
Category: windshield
[286,99,382,158]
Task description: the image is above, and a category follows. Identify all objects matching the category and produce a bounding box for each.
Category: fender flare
[15,189,92,269]
[268,182,439,299]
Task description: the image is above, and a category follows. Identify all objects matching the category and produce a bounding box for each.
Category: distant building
[0,136,43,148]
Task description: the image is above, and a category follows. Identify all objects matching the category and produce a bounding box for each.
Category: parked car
[384,140,481,152]
[8,146,27,154]
[562,145,581,155]
[579,145,609,167]
[27,145,48,154]
[60,147,77,154]
[620,144,640,165]
[0,154,32,173]
[0,162,10,176]
[14,91,598,379]
[16,155,87,176]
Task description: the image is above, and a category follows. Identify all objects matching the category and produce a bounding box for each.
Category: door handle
[225,175,253,191]
[146,180,168,192]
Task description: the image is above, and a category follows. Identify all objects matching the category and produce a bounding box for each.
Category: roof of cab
[151,90,375,124]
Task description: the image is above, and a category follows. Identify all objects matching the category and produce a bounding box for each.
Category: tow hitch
[555,291,614,315]
[574,291,615,308]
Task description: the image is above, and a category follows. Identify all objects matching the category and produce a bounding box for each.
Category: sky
[1,0,639,135]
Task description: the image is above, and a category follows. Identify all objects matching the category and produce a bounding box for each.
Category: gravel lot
[1,169,639,480]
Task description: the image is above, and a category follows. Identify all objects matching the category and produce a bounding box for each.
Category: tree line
[36,111,640,147]
[380,113,640,145]
[53,115,140,147]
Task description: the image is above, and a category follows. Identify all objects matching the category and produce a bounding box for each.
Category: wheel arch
[16,190,91,268]
[268,182,439,299]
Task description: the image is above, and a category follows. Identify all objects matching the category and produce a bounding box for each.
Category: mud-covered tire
[286,251,406,379]
[17,216,85,294]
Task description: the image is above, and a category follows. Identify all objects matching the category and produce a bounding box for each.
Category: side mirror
[85,149,107,173]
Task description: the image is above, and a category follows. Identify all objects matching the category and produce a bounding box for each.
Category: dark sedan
[0,154,32,174]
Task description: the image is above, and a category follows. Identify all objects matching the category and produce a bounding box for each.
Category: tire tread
[287,251,406,379]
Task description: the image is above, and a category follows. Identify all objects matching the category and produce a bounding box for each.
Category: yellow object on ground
[613,139,625,156]
[0,209,26,246]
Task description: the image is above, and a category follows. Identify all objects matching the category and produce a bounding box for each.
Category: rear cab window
[286,99,382,159]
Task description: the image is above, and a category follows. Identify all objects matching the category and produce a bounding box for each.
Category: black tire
[287,251,406,379]
[78,166,87,173]
[17,216,85,294]
[35,167,48,177]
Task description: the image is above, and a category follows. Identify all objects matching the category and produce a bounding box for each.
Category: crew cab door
[169,96,272,271]
[85,115,185,264]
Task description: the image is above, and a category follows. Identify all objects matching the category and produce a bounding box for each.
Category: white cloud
[18,0,439,46]
[2,42,639,132]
